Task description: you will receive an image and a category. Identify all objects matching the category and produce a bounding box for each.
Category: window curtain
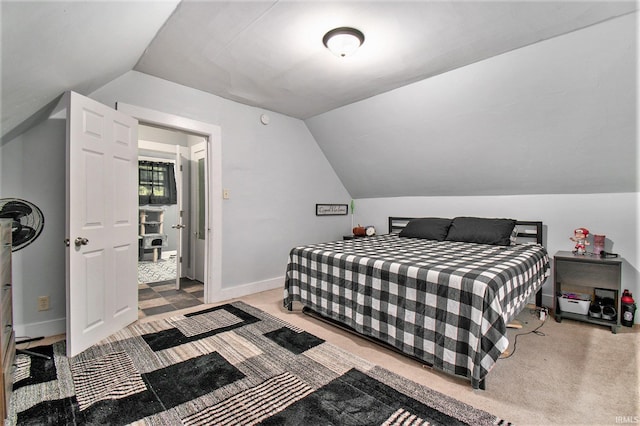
[138,161,177,205]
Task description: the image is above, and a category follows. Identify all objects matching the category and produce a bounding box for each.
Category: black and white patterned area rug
[9,302,510,425]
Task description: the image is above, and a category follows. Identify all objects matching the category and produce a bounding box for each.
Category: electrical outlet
[37,296,50,311]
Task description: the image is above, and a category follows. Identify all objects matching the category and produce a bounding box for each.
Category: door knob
[74,237,89,247]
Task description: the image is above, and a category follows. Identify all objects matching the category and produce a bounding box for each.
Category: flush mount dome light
[323,27,365,57]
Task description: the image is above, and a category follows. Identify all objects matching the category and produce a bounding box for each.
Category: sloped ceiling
[3,1,636,137]
[137,0,635,120]
[1,1,637,197]
[0,0,180,141]
[306,12,637,198]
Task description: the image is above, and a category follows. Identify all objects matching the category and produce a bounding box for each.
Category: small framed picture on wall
[316,204,348,216]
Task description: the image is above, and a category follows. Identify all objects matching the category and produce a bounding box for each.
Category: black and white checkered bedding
[284,234,550,386]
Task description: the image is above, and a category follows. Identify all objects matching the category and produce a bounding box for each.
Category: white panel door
[66,91,138,357]
[190,142,207,283]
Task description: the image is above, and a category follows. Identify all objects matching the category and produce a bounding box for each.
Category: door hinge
[180,256,183,263]
[180,165,183,171]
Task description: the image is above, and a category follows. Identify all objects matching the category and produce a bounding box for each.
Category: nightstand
[554,250,622,333]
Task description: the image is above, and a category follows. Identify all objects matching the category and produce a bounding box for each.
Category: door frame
[189,142,207,283]
[117,103,222,303]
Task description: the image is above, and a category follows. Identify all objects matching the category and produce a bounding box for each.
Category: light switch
[223,189,230,199]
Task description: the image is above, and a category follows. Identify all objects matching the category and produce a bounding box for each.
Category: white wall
[352,193,639,323]
[90,72,351,289]
[0,71,351,336]
[139,125,190,146]
[1,117,67,336]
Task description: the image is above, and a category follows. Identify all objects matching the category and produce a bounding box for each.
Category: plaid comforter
[284,234,550,387]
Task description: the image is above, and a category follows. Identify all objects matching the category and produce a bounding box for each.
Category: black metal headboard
[388,217,543,245]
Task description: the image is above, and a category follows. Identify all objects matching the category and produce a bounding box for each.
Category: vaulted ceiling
[1,1,636,198]
[1,1,635,139]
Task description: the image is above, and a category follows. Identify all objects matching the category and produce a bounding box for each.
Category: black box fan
[0,198,44,251]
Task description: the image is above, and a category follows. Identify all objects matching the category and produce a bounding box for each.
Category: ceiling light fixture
[322,27,365,58]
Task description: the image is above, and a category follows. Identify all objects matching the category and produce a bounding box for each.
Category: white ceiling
[1,1,636,140]
[135,0,636,119]
[0,0,180,141]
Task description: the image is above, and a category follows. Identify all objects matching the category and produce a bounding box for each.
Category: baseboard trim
[15,317,66,340]
[13,291,637,340]
[213,276,284,303]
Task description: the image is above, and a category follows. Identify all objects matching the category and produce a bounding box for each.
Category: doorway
[136,124,206,317]
[116,102,223,308]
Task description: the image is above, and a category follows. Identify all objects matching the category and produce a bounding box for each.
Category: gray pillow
[446,217,516,246]
[399,218,452,241]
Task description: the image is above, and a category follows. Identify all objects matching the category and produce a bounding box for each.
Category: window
[139,161,177,205]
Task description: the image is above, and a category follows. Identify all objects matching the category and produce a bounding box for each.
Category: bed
[283,216,550,389]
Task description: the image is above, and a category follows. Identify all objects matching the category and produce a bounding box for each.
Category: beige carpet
[232,288,639,426]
